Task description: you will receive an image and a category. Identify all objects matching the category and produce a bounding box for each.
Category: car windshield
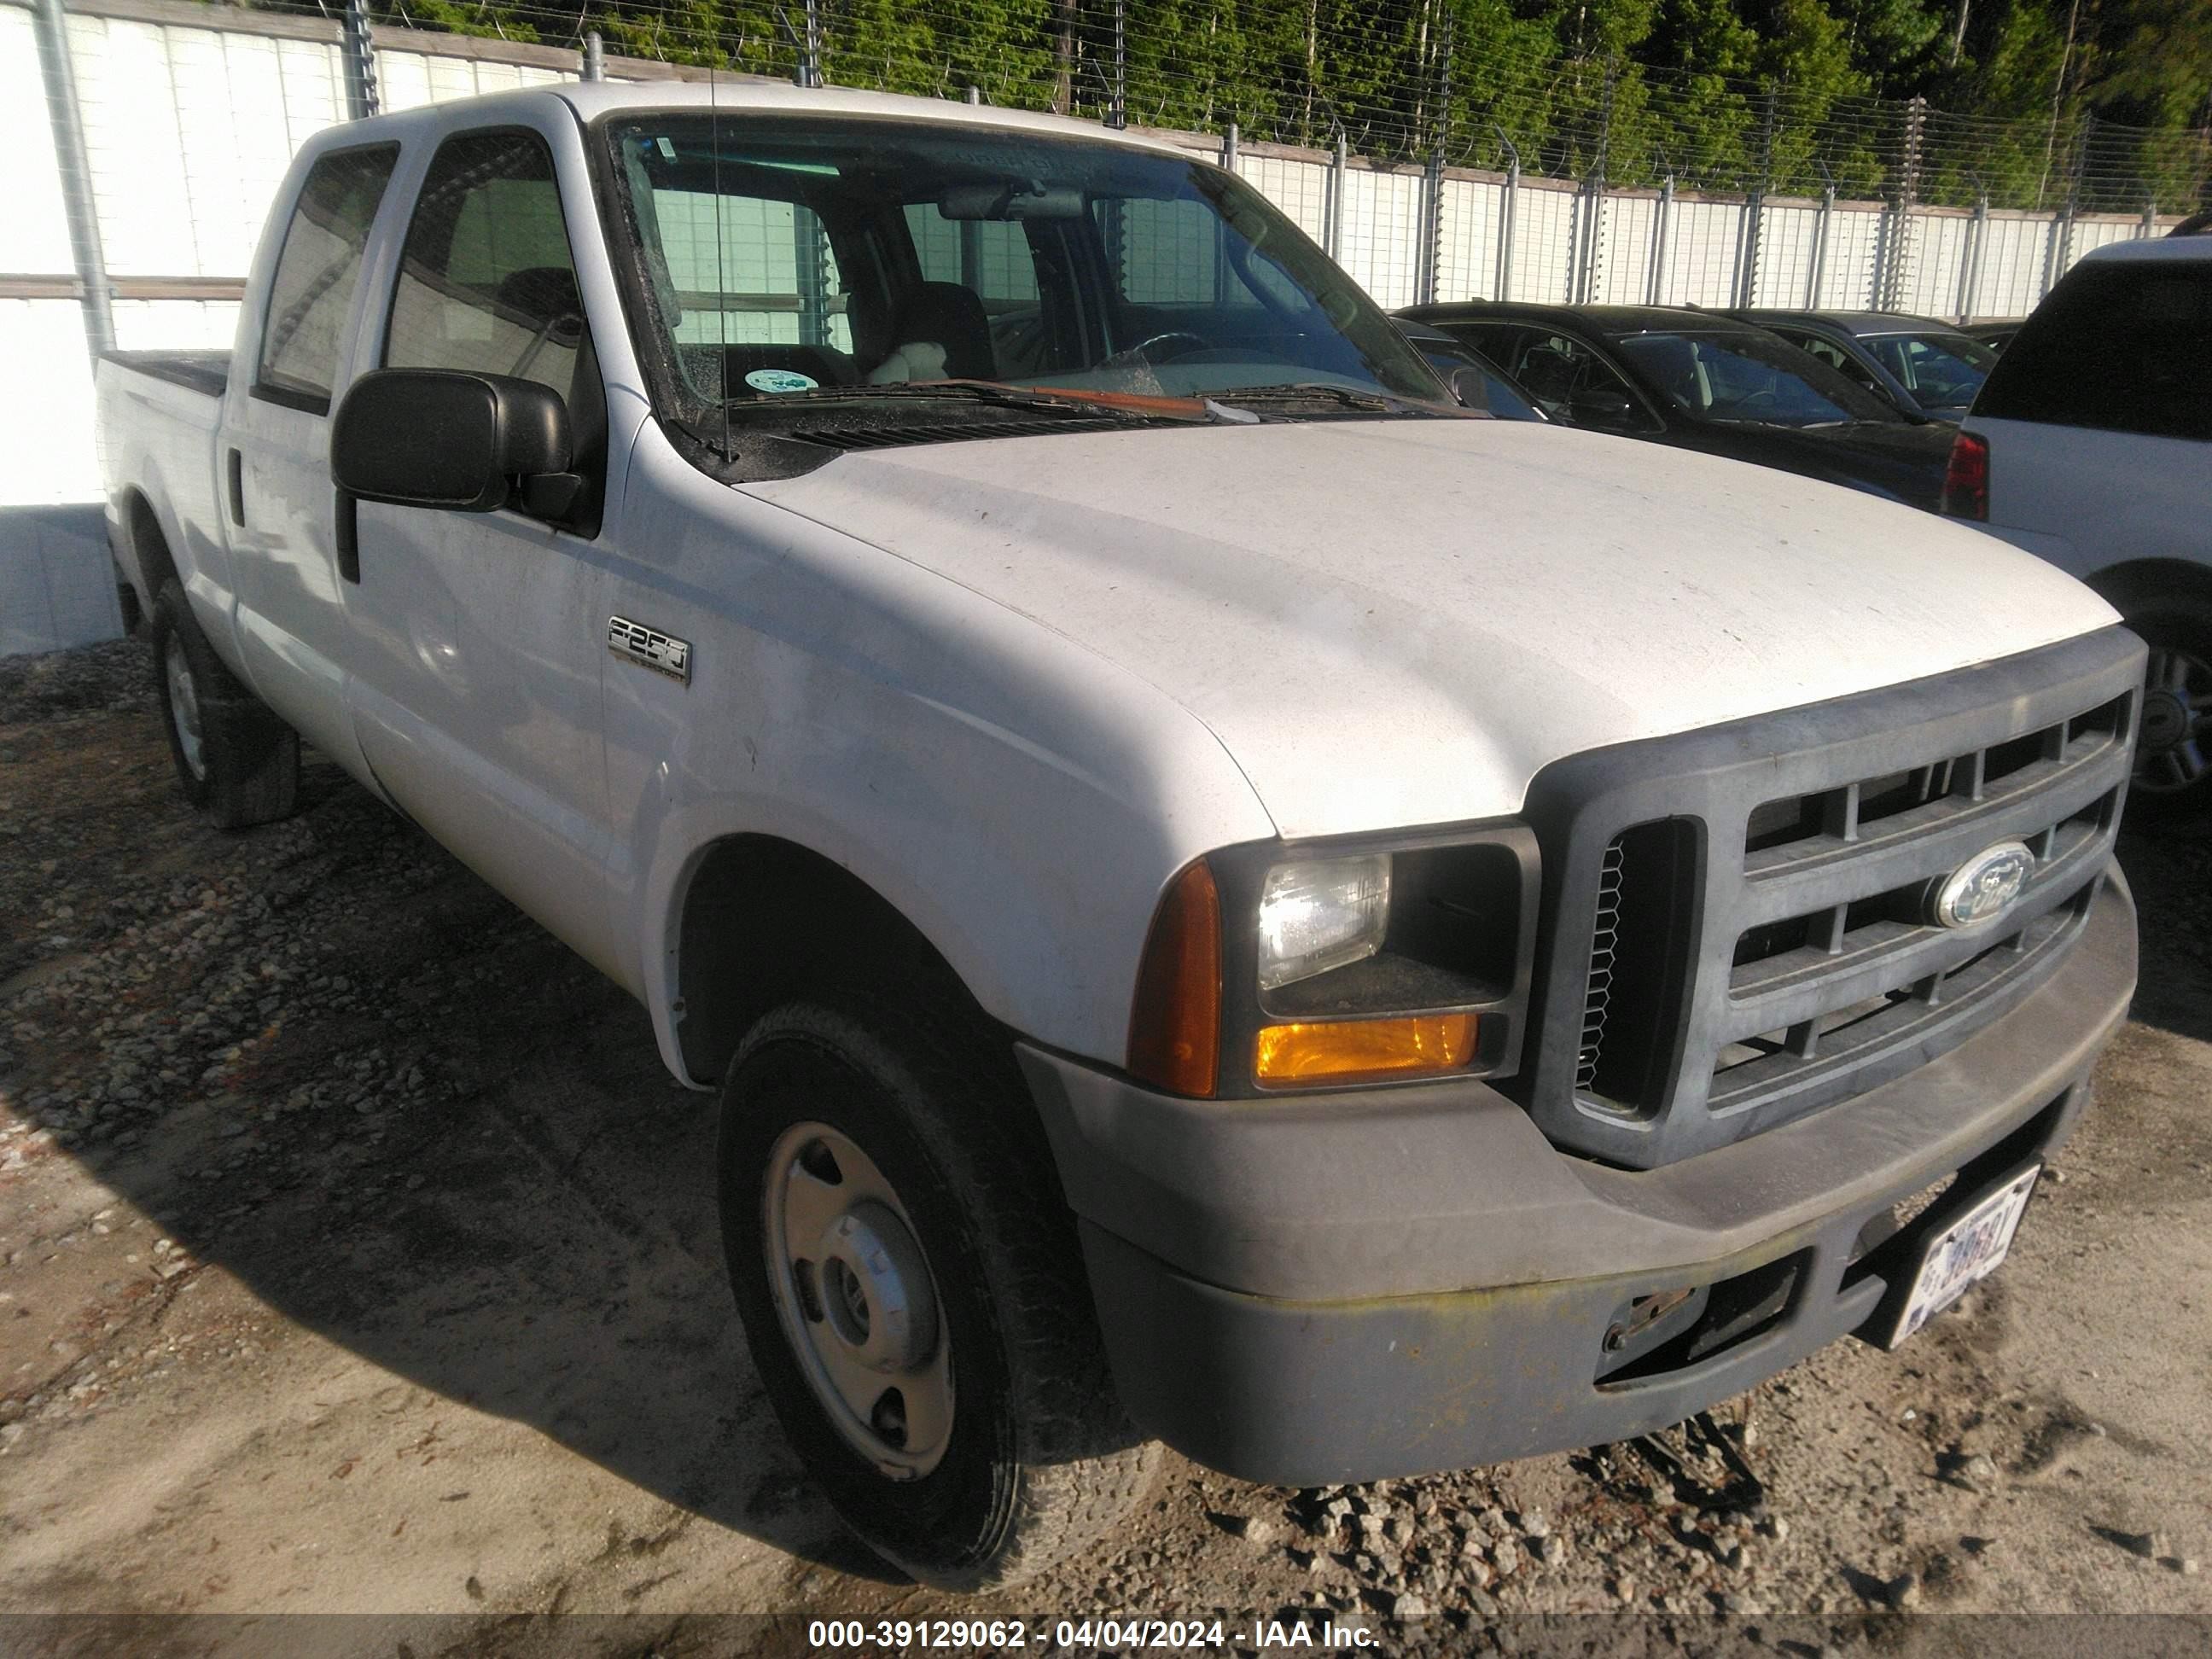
[1861,331,1996,410]
[601,114,1445,441]
[1613,329,1901,427]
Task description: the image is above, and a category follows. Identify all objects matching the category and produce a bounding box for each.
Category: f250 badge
[608,615,691,684]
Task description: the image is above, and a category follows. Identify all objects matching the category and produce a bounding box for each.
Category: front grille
[1576,839,1624,1091]
[1522,628,2142,1170]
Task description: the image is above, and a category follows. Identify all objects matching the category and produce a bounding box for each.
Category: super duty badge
[608,615,691,684]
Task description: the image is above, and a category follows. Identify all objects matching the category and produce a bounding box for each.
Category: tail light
[1941,430,1989,520]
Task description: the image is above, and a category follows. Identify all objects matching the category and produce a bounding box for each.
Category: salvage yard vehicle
[1729,308,1998,423]
[1394,320,1548,421]
[98,82,2142,1591]
[1398,301,1956,506]
[1944,235,2212,825]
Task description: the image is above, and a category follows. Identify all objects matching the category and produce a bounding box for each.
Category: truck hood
[745,417,2116,839]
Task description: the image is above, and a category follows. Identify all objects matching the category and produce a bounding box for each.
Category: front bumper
[1016,872,2135,1487]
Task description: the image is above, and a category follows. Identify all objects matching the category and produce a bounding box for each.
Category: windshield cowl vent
[787,415,1156,451]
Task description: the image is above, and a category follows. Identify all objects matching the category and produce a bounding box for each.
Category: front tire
[149,580,300,829]
[2123,594,2212,831]
[719,1001,1158,1592]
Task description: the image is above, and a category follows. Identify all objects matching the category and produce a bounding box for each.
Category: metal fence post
[1330,129,1348,265]
[1738,84,1777,307]
[1956,177,1988,322]
[581,31,604,81]
[32,0,112,361]
[2141,196,2158,238]
[1108,0,1125,130]
[1493,127,1518,301]
[2040,113,2089,296]
[1222,120,1237,172]
[342,0,379,119]
[1806,160,1834,307]
[1419,24,1452,304]
[1648,171,1674,304]
[1575,57,1615,303]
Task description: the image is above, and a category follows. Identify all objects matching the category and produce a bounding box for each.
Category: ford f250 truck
[97,82,2141,1592]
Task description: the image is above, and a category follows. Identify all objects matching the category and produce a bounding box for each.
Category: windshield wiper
[1210,381,1444,417]
[717,379,1221,422]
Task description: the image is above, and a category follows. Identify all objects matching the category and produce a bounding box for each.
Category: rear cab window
[1976,261,2212,442]
[255,144,400,413]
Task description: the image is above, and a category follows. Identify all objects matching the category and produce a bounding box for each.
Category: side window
[385,131,585,402]
[1105,197,1219,306]
[256,144,399,411]
[1787,332,1852,375]
[904,204,1041,309]
[1092,195,1301,312]
[658,191,853,353]
[1812,335,1883,394]
[1511,332,1646,428]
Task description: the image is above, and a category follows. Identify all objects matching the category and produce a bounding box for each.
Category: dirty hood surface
[745,416,2116,838]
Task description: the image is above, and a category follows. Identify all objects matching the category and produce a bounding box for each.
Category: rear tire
[719,1000,1158,1592]
[2122,594,2212,832]
[149,580,300,829]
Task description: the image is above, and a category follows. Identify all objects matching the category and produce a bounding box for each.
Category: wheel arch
[2081,557,2212,621]
[119,487,182,608]
[668,833,1004,1089]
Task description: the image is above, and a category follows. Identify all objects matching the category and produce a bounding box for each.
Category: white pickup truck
[98,81,2143,1591]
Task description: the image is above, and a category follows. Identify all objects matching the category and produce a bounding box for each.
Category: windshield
[1614,330,1901,427]
[1861,331,1995,411]
[600,114,1444,444]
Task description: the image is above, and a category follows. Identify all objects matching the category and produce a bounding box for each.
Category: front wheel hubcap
[764,1123,953,1479]
[2136,646,2212,795]
[165,637,207,781]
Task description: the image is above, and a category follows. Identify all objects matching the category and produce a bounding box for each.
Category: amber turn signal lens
[1126,859,1222,1097]
[1253,1014,1479,1087]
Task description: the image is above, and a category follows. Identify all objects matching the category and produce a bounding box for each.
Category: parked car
[99,83,2141,1592]
[1731,309,1998,422]
[1399,302,1955,505]
[1395,320,1547,420]
[1965,319,2025,355]
[1946,234,2212,824]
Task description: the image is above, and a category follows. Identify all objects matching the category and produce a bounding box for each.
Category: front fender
[606,428,1277,1084]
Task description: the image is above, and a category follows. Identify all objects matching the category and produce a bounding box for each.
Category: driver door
[339,122,620,975]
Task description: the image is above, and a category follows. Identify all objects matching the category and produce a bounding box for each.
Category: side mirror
[1569,385,1641,430]
[332,369,576,517]
[1447,365,1493,414]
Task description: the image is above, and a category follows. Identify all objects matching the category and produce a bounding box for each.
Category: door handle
[225,448,245,527]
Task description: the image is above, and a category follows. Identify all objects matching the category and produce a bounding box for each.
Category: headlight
[1256,854,1391,991]
[1126,830,1538,1100]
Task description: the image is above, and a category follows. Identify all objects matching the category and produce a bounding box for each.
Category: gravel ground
[3,638,2210,1657]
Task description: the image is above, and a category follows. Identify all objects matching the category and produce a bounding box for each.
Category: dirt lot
[3,639,2210,1655]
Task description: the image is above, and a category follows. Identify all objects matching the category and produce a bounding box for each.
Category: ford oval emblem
[1931,840,2036,929]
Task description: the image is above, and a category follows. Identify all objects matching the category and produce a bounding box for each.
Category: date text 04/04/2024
[806,1619,1382,1649]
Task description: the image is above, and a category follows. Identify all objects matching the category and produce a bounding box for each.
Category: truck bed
[102,349,231,401]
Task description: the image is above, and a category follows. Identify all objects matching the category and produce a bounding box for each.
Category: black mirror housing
[332,370,572,514]
[1569,387,1640,429]
[1447,365,1493,413]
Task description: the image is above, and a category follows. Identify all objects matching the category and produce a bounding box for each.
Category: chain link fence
[278,0,2212,217]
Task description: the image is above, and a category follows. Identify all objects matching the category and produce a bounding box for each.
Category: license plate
[1887,1166,2040,1348]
